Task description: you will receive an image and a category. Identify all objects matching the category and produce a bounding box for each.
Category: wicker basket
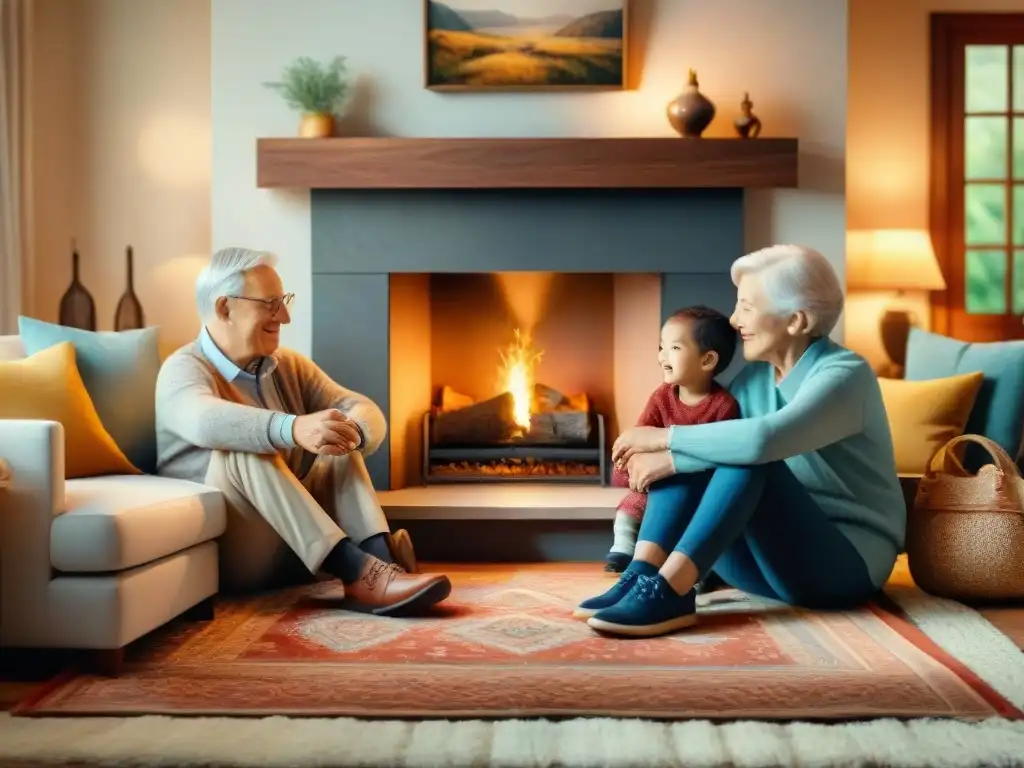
[907,434,1024,602]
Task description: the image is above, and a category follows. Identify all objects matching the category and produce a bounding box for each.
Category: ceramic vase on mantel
[667,69,716,138]
[58,241,97,330]
[733,92,763,138]
[114,245,145,331]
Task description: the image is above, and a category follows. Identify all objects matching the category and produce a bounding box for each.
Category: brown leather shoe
[344,558,450,616]
[388,528,418,573]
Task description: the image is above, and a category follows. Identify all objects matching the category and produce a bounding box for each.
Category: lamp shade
[846,229,947,291]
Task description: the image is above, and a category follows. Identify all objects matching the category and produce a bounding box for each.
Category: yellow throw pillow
[0,341,141,479]
[879,371,985,475]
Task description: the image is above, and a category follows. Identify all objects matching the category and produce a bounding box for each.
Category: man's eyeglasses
[228,293,295,317]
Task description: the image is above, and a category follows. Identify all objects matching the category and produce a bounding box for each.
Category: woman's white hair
[730,244,844,337]
[195,247,278,319]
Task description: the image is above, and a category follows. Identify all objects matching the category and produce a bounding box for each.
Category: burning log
[432,383,593,446]
[523,410,591,444]
[533,383,589,414]
[431,392,519,446]
[525,383,591,443]
[439,385,475,413]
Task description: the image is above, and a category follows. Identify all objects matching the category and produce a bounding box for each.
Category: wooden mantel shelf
[256,137,798,190]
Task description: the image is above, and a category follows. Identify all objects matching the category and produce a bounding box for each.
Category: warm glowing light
[136,113,211,188]
[498,328,543,432]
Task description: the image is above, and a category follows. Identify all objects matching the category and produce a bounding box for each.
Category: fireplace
[262,135,798,551]
[311,186,747,493]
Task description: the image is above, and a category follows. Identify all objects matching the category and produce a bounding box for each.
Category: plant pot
[298,113,334,138]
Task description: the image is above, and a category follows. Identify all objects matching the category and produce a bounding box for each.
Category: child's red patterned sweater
[613,383,740,519]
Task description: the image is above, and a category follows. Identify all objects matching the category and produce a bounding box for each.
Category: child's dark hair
[667,305,737,377]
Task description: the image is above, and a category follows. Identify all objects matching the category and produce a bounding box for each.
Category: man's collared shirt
[199,327,297,449]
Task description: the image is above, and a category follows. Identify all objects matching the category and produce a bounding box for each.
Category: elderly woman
[577,244,906,638]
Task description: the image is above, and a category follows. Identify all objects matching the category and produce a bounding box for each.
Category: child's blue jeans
[636,462,877,609]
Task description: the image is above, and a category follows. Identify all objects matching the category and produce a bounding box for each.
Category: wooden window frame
[930,13,1024,340]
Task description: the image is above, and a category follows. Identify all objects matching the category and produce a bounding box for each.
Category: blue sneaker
[587,574,697,637]
[572,562,652,619]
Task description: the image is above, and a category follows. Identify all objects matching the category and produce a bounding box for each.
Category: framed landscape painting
[424,0,628,90]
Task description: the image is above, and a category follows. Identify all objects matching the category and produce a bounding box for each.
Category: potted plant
[263,55,349,138]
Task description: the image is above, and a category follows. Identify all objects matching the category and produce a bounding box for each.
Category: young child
[606,305,741,573]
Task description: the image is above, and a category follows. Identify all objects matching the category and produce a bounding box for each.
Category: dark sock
[359,532,394,563]
[630,560,659,577]
[321,538,370,584]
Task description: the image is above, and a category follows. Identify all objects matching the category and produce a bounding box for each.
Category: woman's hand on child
[626,451,675,492]
[612,426,671,464]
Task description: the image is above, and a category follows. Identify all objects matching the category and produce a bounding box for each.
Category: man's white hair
[730,244,844,337]
[195,247,278,319]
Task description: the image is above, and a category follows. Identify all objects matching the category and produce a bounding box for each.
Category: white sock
[610,510,639,556]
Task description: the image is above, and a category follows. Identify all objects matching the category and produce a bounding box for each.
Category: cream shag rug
[2,586,1024,768]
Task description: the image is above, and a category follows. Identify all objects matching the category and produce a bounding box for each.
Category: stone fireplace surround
[260,137,799,560]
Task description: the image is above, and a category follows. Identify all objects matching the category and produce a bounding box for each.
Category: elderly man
[156,247,451,615]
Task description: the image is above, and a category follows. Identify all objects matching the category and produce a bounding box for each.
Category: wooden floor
[2,556,1023,712]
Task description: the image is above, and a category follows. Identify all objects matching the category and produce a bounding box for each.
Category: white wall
[212,0,848,356]
[30,0,210,355]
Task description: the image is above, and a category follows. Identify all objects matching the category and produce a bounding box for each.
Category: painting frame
[423,0,629,91]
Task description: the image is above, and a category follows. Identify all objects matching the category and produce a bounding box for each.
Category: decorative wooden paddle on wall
[114,245,145,330]
[58,240,97,330]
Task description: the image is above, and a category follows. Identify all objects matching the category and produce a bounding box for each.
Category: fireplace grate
[421,412,607,485]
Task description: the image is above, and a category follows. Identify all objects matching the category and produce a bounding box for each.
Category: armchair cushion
[879,371,984,474]
[0,343,139,478]
[904,328,1024,470]
[18,316,162,474]
[52,475,226,572]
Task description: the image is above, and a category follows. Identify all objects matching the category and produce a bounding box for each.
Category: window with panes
[932,14,1024,341]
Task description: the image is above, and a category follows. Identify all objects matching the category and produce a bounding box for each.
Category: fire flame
[498,328,543,432]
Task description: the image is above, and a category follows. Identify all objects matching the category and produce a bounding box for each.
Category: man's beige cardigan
[155,341,386,483]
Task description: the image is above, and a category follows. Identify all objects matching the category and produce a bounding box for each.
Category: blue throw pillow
[904,327,1024,471]
[18,316,161,474]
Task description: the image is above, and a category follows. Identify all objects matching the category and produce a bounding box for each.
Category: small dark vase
[58,241,97,330]
[734,92,763,139]
[667,69,716,138]
[114,245,145,331]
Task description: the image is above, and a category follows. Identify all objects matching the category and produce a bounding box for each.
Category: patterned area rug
[14,565,1024,721]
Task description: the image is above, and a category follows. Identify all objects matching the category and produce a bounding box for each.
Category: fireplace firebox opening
[388,271,663,490]
[424,327,608,484]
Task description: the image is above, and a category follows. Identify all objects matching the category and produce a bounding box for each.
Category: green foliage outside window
[963,45,1024,315]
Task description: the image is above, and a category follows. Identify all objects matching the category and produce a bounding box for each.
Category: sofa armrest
[0,420,64,646]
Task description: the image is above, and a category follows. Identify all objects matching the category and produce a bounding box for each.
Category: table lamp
[846,229,947,369]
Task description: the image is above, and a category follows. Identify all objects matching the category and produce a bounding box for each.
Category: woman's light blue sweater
[667,336,906,588]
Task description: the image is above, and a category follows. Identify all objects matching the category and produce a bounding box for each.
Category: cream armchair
[0,335,225,675]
